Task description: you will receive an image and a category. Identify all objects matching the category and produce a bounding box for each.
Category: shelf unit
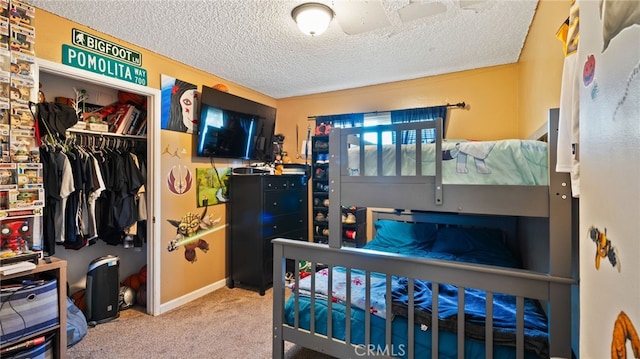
[0,257,67,358]
[311,135,366,247]
[311,135,330,244]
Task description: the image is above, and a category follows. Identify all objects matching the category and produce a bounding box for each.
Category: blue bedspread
[284,294,543,359]
[284,226,550,358]
[390,250,549,358]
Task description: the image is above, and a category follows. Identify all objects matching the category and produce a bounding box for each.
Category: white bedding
[347,140,548,185]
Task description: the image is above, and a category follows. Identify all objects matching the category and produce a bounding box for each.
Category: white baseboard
[158,278,227,314]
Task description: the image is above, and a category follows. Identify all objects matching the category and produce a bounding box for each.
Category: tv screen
[195,86,276,161]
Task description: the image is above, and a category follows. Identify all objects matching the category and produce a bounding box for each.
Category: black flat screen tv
[195,86,276,162]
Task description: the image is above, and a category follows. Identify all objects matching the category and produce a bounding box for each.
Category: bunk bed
[272,108,575,359]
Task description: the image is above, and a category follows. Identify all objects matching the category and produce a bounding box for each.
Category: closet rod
[67,128,146,140]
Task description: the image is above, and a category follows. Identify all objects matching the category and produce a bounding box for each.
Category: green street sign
[62,44,148,86]
[71,28,142,67]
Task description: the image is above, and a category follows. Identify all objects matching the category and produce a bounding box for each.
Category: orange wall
[277,64,521,159]
[517,0,571,138]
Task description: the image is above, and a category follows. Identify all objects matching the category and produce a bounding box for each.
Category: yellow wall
[277,64,521,160]
[517,0,571,138]
[32,2,567,305]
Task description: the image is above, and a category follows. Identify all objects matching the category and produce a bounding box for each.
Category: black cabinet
[311,134,366,247]
[228,174,308,295]
[341,206,366,247]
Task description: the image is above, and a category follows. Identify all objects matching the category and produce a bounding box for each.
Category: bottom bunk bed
[273,211,574,359]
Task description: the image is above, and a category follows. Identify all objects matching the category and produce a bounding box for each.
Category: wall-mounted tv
[195,86,276,162]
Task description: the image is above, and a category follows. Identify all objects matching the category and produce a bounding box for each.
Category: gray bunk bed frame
[273,108,575,358]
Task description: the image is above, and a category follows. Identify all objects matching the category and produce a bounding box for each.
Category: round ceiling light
[291,3,334,36]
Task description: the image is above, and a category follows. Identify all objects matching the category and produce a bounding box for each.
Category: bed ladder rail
[331,118,444,202]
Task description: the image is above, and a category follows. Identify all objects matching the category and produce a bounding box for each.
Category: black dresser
[228,174,308,295]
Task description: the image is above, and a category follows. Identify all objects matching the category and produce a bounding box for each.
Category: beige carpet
[67,286,336,359]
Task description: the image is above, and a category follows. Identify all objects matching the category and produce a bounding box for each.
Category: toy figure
[0,169,13,185]
[9,39,22,52]
[612,311,640,359]
[0,219,30,253]
[588,225,619,271]
[18,62,30,76]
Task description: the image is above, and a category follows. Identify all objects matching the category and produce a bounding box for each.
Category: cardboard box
[88,122,108,132]
[7,187,43,209]
[16,162,41,188]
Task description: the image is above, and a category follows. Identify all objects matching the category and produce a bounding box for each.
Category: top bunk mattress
[347,139,548,185]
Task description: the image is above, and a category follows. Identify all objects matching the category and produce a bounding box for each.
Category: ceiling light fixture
[291,2,334,36]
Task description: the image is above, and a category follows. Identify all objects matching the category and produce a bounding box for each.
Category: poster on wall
[160,74,198,134]
[195,167,230,207]
[166,165,193,195]
[166,205,222,263]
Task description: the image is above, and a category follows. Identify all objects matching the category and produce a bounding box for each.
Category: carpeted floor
[67,286,335,359]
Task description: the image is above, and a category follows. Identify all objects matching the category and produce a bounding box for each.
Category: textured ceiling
[25,0,538,99]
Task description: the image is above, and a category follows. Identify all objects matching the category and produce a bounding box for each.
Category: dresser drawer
[263,213,306,237]
[264,177,290,190]
[264,177,307,191]
[269,228,307,242]
[264,191,306,215]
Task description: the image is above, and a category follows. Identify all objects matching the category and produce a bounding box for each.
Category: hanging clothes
[556,1,581,198]
[39,133,147,251]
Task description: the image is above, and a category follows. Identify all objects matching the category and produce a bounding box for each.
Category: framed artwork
[160,74,198,134]
[196,167,230,207]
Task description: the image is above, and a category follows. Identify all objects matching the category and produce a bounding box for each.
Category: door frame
[35,58,162,316]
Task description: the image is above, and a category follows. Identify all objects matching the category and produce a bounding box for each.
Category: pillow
[430,227,507,255]
[366,220,438,251]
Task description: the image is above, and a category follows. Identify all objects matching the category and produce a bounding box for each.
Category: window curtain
[390,106,447,144]
[315,113,364,129]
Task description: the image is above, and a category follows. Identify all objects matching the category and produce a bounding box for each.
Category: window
[362,112,391,144]
[316,105,447,145]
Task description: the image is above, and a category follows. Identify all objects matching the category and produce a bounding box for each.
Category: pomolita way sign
[62,44,148,86]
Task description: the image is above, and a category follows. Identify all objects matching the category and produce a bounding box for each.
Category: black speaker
[85,255,120,325]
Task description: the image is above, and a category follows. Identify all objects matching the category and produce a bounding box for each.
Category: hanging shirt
[55,151,75,243]
[40,146,61,255]
[87,153,106,241]
[556,0,580,197]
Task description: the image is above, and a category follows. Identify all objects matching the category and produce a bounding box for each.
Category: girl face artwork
[180,89,197,133]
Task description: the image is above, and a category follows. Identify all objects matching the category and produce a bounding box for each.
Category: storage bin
[2,336,54,358]
[0,279,59,344]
